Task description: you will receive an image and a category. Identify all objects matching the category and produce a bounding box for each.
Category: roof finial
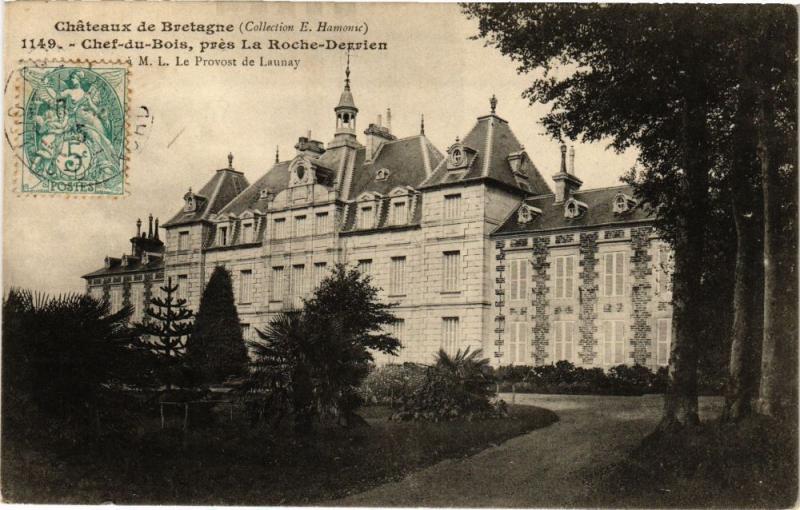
[275,145,280,164]
[344,50,351,91]
[136,218,142,237]
[420,113,425,135]
[490,94,498,115]
[228,152,234,169]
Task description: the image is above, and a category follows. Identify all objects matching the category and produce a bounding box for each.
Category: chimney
[148,214,154,238]
[386,108,392,133]
[551,143,583,203]
[569,146,575,175]
[295,136,325,157]
[154,218,159,240]
[136,218,141,237]
[364,120,397,161]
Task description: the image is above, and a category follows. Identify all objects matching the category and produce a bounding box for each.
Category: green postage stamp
[21,66,127,196]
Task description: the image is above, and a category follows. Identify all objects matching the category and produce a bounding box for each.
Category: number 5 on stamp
[20,65,127,196]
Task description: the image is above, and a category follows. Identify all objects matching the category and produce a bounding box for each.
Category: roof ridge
[482,118,495,177]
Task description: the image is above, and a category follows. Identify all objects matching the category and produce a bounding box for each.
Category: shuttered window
[239,269,253,304]
[358,206,375,229]
[442,251,460,292]
[110,287,122,312]
[602,320,626,365]
[273,218,286,239]
[178,231,190,251]
[130,284,143,322]
[271,266,284,301]
[656,318,671,366]
[218,226,229,246]
[656,245,673,296]
[315,212,330,233]
[291,264,305,308]
[602,252,626,297]
[392,319,405,343]
[554,255,576,299]
[313,262,327,288]
[241,223,254,244]
[442,317,460,354]
[176,275,188,301]
[390,256,406,294]
[392,201,407,225]
[294,215,307,237]
[357,259,373,277]
[553,320,576,363]
[508,259,528,301]
[444,194,461,220]
[509,321,528,364]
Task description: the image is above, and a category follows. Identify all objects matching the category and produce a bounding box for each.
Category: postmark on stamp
[20,65,127,196]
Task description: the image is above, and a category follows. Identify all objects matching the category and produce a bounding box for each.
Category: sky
[3,2,638,295]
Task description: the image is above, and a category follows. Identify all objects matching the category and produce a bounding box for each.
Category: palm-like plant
[434,347,494,397]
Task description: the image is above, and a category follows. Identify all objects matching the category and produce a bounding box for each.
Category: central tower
[333,53,358,141]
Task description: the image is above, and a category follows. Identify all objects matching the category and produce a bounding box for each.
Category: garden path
[331,393,723,507]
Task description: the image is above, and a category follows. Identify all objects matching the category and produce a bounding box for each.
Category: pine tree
[186,266,248,385]
[136,276,194,389]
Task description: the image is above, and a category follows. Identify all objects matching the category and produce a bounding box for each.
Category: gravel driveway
[331,393,723,507]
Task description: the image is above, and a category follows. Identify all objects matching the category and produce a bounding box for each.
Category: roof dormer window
[564,198,588,219]
[451,147,464,166]
[517,204,542,224]
[184,189,196,212]
[376,168,390,181]
[613,193,637,214]
[446,140,474,170]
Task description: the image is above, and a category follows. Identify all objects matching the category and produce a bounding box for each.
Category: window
[313,262,327,288]
[553,321,576,363]
[358,206,375,230]
[357,259,373,277]
[602,252,626,297]
[508,258,529,301]
[218,226,228,246]
[130,284,143,321]
[656,318,671,365]
[656,245,673,296]
[109,287,122,313]
[176,275,188,301]
[602,320,626,365]
[239,269,253,303]
[390,256,406,295]
[315,212,330,233]
[241,323,253,342]
[294,215,307,237]
[442,317,460,354]
[178,231,190,251]
[442,251,460,292]
[444,194,461,220]
[392,201,407,225]
[554,255,576,299]
[450,147,464,166]
[272,218,286,239]
[271,266,284,301]
[508,321,528,364]
[376,168,390,180]
[566,202,578,218]
[391,319,405,343]
[241,223,254,244]
[90,286,104,301]
[291,264,305,308]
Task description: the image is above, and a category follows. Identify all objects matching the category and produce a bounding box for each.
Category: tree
[3,288,150,438]
[186,266,248,385]
[136,276,194,389]
[245,264,400,432]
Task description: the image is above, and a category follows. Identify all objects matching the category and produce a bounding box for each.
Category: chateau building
[83,63,672,370]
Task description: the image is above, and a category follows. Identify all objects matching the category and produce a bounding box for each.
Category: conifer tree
[186,266,248,385]
[136,276,194,389]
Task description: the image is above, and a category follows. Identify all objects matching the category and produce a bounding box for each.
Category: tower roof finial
[228,152,234,169]
[420,113,425,135]
[490,94,498,115]
[345,50,351,90]
[275,145,280,164]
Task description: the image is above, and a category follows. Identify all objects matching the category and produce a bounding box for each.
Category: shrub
[359,363,427,406]
[391,348,507,422]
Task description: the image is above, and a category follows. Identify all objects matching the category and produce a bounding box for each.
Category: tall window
[391,319,405,343]
[441,317,460,354]
[602,252,626,297]
[313,262,327,288]
[291,264,305,308]
[315,211,330,233]
[176,275,188,301]
[272,218,286,239]
[90,286,104,301]
[508,321,528,364]
[357,259,373,277]
[271,266,284,301]
[602,320,625,365]
[656,318,671,365]
[554,255,576,299]
[508,258,529,301]
[358,206,375,229]
[390,256,406,294]
[442,251,460,292]
[444,193,462,220]
[178,231,190,251]
[656,245,673,296]
[294,215,307,237]
[241,223,254,244]
[392,201,407,225]
[239,269,253,304]
[553,320,576,363]
[218,226,228,246]
[110,287,122,312]
[130,284,143,321]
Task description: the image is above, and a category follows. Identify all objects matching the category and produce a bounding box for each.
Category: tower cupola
[334,53,358,139]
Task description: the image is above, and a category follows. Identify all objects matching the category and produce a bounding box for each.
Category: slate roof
[420,115,551,196]
[218,161,291,215]
[493,185,654,236]
[163,168,250,227]
[82,254,164,279]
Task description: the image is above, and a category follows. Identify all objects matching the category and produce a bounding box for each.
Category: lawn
[2,404,558,505]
